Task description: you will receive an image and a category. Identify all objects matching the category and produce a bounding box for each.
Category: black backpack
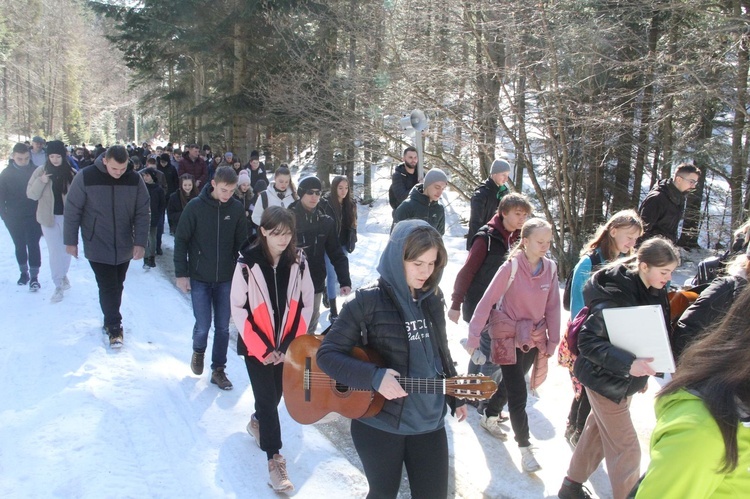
[562,252,603,312]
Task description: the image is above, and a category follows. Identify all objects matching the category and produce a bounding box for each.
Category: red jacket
[178,156,208,188]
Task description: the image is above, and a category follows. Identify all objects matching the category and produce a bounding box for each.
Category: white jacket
[251,181,297,225]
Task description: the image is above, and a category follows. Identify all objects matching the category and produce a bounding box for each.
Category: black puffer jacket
[388,162,419,210]
[672,275,747,360]
[638,179,686,244]
[317,278,461,429]
[467,178,509,250]
[289,200,351,293]
[574,264,671,403]
[173,183,248,282]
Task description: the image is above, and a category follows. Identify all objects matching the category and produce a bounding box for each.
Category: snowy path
[0,169,689,498]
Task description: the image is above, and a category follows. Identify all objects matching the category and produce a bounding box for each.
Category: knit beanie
[238,170,251,186]
[255,180,268,193]
[46,140,67,157]
[297,175,322,198]
[490,159,511,175]
[423,168,449,190]
[250,150,260,161]
[160,153,171,162]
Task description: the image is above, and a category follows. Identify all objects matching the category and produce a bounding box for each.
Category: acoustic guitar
[283,335,497,425]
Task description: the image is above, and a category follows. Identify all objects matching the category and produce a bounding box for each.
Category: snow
[0,165,687,498]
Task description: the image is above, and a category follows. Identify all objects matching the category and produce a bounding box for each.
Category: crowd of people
[2,137,749,498]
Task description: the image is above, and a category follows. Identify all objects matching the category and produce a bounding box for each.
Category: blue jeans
[190,279,231,370]
[324,245,347,300]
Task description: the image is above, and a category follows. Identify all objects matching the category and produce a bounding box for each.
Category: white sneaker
[246,413,260,447]
[480,411,508,440]
[51,287,64,303]
[520,445,542,472]
[61,276,71,291]
[268,454,294,493]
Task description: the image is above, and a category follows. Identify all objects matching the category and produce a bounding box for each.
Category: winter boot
[191,351,205,375]
[246,413,261,447]
[268,454,294,493]
[105,324,124,349]
[210,367,233,390]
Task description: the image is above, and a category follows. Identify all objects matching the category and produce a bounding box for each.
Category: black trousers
[244,356,284,459]
[89,261,130,328]
[567,388,591,432]
[4,217,42,269]
[350,419,448,499]
[500,347,538,447]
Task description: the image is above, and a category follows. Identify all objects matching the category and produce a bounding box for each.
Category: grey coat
[64,158,150,265]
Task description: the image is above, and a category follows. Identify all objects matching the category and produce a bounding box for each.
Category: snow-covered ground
[0,164,699,498]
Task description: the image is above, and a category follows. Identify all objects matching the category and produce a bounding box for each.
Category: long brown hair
[328,175,357,230]
[660,284,750,472]
[255,205,298,265]
[581,210,642,261]
[402,225,447,293]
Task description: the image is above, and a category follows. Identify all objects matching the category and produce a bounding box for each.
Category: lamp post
[399,109,429,181]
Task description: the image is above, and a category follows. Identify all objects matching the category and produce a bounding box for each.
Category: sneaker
[29,278,41,292]
[268,454,294,493]
[61,276,71,291]
[106,325,124,349]
[17,272,29,286]
[520,445,542,473]
[246,413,260,447]
[480,411,508,440]
[210,367,233,390]
[149,257,157,268]
[191,351,205,375]
[558,477,592,499]
[51,287,64,303]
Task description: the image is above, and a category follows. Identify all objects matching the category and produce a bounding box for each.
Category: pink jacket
[467,252,561,357]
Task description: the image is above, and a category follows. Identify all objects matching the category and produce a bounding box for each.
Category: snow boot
[105,325,124,349]
[191,351,205,375]
[268,454,294,493]
[210,367,233,390]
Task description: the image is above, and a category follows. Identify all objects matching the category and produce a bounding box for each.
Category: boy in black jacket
[174,166,247,390]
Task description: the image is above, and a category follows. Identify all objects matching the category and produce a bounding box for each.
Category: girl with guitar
[317,220,468,499]
[229,206,314,494]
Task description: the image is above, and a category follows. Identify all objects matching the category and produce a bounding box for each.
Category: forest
[2,0,749,270]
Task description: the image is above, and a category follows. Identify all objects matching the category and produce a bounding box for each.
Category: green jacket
[636,389,750,498]
[173,184,247,282]
[393,183,445,235]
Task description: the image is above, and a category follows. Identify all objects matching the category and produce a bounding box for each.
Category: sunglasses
[305,189,322,196]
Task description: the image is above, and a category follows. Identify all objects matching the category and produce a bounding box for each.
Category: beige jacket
[26,165,68,227]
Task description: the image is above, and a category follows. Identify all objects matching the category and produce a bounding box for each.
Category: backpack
[562,252,603,311]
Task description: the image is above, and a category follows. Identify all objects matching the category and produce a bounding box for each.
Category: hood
[198,182,233,209]
[488,214,516,242]
[377,219,442,306]
[239,243,270,268]
[407,183,434,206]
[655,178,686,206]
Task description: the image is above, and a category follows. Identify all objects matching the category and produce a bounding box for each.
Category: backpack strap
[496,257,518,309]
[260,191,269,210]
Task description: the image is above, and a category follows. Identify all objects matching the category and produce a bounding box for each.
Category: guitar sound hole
[333,382,350,394]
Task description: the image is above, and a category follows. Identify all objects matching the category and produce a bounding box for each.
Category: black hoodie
[574,263,671,403]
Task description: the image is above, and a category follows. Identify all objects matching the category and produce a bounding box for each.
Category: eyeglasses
[305,189,322,196]
[678,176,698,186]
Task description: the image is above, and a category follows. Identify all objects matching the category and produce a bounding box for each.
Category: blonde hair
[507,218,552,260]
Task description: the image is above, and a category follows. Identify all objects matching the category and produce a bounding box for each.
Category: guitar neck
[398,377,447,395]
